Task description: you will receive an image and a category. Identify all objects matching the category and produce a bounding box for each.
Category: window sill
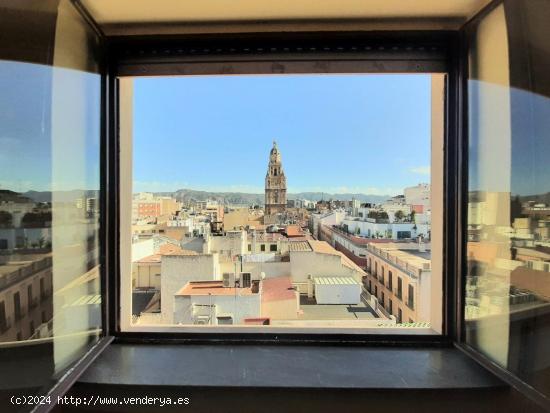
[77,343,504,390]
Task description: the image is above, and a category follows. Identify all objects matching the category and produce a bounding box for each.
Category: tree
[368,210,389,221]
[511,195,522,220]
[367,210,378,219]
[0,211,13,228]
[21,211,52,228]
[394,210,405,222]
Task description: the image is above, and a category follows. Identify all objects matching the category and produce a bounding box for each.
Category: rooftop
[288,240,312,252]
[287,239,365,274]
[285,225,303,237]
[138,244,198,263]
[261,276,296,303]
[368,243,431,274]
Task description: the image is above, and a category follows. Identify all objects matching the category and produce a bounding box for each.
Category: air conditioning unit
[222,272,235,288]
[194,315,211,325]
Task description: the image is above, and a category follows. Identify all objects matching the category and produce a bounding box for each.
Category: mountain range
[157,188,392,205]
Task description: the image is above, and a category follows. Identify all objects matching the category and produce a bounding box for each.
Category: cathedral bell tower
[264,141,287,218]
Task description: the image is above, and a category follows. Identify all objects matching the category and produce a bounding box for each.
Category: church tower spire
[264,141,287,221]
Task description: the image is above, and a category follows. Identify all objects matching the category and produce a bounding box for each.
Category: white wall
[208,230,247,257]
[290,251,363,283]
[161,254,220,324]
[314,282,361,304]
[174,292,261,324]
[242,261,291,279]
[131,238,155,262]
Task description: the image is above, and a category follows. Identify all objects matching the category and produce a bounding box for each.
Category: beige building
[132,244,190,290]
[363,242,431,324]
[223,208,263,231]
[0,252,53,342]
[288,240,366,294]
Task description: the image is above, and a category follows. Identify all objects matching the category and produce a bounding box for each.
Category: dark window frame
[101,30,463,346]
[18,0,550,411]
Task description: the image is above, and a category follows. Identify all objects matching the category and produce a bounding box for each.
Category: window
[464,0,550,400]
[120,39,443,334]
[40,278,46,301]
[242,273,252,288]
[0,301,6,332]
[0,0,103,404]
[398,308,403,324]
[407,285,415,310]
[13,292,21,321]
[388,299,393,315]
[397,278,403,300]
[388,271,393,290]
[27,285,34,311]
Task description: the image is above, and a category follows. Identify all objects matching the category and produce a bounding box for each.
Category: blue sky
[133,74,432,196]
[0,61,100,193]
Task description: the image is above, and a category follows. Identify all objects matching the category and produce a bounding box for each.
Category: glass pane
[465,0,550,397]
[0,0,102,410]
[121,73,444,333]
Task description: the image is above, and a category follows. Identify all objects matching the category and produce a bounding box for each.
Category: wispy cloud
[409,166,431,175]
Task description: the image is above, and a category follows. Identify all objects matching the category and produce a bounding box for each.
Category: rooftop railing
[0,256,52,291]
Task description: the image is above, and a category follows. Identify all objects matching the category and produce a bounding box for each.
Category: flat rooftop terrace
[298,293,378,320]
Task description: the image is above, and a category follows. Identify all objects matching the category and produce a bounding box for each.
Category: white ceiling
[80,0,492,34]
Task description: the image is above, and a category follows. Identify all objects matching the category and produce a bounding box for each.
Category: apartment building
[0,252,53,342]
[132,193,181,220]
[364,243,431,324]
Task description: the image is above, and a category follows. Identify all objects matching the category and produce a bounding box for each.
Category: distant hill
[155,188,392,206]
[0,189,34,203]
[22,190,99,203]
[518,192,550,205]
[290,192,390,204]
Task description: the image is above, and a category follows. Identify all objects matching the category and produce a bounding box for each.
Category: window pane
[465,0,550,397]
[0,0,102,409]
[122,73,443,333]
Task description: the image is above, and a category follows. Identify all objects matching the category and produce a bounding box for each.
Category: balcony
[377,303,391,319]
